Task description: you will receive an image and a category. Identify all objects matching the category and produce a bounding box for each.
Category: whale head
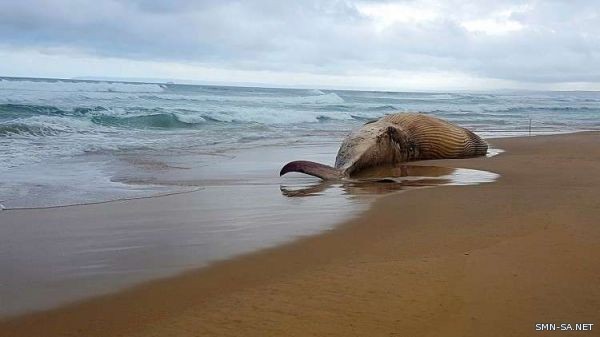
[334,120,415,176]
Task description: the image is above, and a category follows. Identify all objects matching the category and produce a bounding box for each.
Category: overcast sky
[1,0,599,90]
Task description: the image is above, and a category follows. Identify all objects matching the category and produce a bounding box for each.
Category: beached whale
[280,113,488,180]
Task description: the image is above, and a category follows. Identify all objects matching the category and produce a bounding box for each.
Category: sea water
[1,77,598,208]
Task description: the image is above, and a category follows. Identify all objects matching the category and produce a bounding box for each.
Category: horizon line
[2,75,600,94]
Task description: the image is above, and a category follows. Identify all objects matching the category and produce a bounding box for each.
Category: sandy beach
[1,131,599,336]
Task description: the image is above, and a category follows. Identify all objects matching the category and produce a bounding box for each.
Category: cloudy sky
[1,0,599,90]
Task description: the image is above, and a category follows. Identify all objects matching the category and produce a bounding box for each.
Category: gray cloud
[1,0,600,85]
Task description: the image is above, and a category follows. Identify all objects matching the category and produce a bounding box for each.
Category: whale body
[280,113,488,180]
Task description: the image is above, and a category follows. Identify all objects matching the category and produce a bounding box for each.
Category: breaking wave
[91,113,201,129]
[2,76,599,175]
[0,78,165,93]
[0,123,65,137]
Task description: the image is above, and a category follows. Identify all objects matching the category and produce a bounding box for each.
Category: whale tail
[280,160,343,180]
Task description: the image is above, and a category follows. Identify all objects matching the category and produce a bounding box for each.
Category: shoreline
[1,132,599,336]
[0,141,369,317]
[0,187,205,211]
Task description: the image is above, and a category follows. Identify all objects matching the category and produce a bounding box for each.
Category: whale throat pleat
[380,113,488,160]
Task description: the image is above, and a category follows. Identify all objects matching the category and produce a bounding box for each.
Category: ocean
[1,76,599,208]
[0,77,598,316]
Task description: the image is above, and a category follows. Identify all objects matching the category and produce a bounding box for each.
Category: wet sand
[1,132,599,336]
[0,144,495,317]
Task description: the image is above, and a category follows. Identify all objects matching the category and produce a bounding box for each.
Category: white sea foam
[5,115,96,135]
[173,113,207,124]
[307,89,326,95]
[196,106,355,124]
[297,92,344,104]
[134,91,345,105]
